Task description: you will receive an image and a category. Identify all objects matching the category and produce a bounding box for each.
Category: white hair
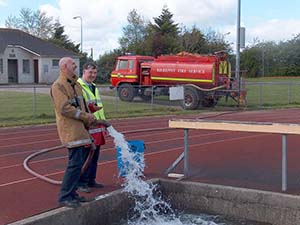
[59,57,72,69]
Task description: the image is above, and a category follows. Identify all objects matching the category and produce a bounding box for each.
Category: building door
[8,59,18,83]
[34,59,39,83]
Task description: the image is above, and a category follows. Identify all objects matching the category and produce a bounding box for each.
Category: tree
[151,6,179,36]
[5,8,54,39]
[96,49,122,83]
[239,38,300,77]
[49,21,80,53]
[240,46,262,77]
[179,26,207,53]
[119,9,147,54]
[204,29,231,54]
[148,6,180,55]
[277,35,300,76]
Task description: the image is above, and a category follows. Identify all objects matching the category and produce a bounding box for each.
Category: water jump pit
[9,178,300,225]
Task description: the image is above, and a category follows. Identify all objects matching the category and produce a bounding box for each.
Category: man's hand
[93,105,102,111]
[88,103,102,113]
[97,119,111,128]
[87,113,96,124]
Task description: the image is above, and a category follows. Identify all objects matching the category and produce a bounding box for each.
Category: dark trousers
[79,145,100,186]
[58,146,86,202]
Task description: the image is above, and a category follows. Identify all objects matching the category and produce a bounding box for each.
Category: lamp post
[222,32,230,40]
[236,0,241,105]
[73,16,83,52]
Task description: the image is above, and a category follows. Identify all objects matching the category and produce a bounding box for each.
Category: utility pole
[236,0,241,105]
[262,50,265,77]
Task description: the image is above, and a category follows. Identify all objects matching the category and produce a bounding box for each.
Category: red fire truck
[110,51,239,110]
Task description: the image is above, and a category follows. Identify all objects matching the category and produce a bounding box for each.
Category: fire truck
[110,51,239,110]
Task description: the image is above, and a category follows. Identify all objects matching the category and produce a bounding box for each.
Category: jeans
[79,145,100,186]
[58,146,86,202]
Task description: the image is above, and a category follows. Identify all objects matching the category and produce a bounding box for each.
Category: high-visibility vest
[78,78,106,145]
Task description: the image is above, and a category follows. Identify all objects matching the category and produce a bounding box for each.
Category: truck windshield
[129,60,134,70]
[116,59,128,70]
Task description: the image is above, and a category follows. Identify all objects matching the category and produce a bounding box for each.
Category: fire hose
[23,127,170,185]
[23,110,246,185]
[23,145,95,185]
[184,83,227,92]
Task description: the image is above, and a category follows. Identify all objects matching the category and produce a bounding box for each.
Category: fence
[1,82,300,127]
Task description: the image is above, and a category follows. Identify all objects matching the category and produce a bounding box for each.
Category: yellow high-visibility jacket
[78,78,106,120]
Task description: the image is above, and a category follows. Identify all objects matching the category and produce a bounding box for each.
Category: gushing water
[107,126,220,225]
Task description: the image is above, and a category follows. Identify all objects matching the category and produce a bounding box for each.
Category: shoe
[74,195,90,202]
[78,186,91,193]
[88,182,104,188]
[59,199,81,208]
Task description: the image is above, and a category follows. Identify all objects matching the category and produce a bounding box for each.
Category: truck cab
[110,55,155,87]
[110,55,155,102]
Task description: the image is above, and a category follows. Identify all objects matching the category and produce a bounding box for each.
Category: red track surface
[1,109,300,224]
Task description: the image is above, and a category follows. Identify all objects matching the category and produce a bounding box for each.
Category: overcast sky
[1,0,300,58]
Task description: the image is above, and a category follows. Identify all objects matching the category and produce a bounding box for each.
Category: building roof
[0,28,80,58]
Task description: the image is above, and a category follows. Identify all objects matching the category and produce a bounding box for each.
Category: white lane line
[0,132,269,187]
[0,130,232,167]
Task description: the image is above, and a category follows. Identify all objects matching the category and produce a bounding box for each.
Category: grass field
[0,91,195,127]
[1,77,300,127]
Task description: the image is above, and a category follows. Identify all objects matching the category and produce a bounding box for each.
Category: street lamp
[222,32,230,39]
[73,16,83,52]
[236,0,241,105]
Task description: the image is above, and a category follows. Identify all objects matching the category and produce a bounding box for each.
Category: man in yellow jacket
[77,62,108,193]
[51,57,103,208]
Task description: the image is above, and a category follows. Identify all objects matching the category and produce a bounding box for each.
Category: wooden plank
[169,119,300,135]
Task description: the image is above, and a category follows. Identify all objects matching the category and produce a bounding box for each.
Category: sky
[1,0,300,58]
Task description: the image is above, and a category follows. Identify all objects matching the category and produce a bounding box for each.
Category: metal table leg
[184,129,189,176]
[282,134,287,191]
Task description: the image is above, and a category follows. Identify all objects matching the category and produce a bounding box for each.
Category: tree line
[96,7,231,82]
[240,36,300,77]
[5,7,300,81]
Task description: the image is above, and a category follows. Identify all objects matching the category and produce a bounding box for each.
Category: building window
[23,59,30,74]
[52,59,59,67]
[43,65,49,73]
[0,59,3,73]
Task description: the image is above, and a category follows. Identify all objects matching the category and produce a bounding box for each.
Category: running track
[1,109,300,224]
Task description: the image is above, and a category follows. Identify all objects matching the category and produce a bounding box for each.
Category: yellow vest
[78,78,106,120]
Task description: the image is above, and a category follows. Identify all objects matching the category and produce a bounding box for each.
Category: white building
[0,28,80,84]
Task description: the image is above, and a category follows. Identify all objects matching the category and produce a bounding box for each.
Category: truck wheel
[182,87,200,110]
[140,88,152,101]
[118,84,135,102]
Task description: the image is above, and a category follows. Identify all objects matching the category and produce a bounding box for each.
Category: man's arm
[51,83,95,125]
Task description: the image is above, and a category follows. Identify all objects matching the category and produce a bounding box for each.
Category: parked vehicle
[110,51,239,109]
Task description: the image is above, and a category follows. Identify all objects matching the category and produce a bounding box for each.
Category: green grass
[1,77,300,127]
[247,77,300,82]
[246,77,300,108]
[207,77,300,109]
[0,91,192,127]
[0,91,55,127]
